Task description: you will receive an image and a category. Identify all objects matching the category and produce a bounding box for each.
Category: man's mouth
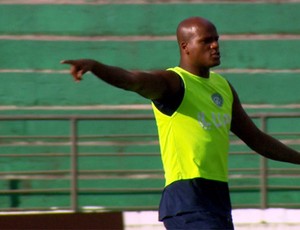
[211,52,220,58]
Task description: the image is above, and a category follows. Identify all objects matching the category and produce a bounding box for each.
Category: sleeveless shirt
[152,67,233,186]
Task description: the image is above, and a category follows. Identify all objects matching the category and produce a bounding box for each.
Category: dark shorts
[163,210,234,230]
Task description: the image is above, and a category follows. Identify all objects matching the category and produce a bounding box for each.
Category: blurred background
[0,0,300,229]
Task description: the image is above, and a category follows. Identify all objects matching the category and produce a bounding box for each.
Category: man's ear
[181,41,189,54]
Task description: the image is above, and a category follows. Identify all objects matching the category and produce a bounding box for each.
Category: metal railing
[0,113,299,212]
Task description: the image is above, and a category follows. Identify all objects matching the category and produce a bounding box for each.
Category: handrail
[0,112,299,212]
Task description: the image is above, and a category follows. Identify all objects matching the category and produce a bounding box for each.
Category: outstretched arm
[229,84,300,164]
[61,59,181,101]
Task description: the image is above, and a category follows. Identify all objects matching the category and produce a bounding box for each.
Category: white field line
[0,104,300,111]
[0,69,69,74]
[1,34,300,41]
[2,68,300,74]
[0,104,153,110]
[1,0,300,4]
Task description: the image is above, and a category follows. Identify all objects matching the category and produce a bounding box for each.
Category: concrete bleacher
[1,1,300,109]
[0,1,300,224]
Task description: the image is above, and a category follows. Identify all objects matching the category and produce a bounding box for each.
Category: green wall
[0,2,300,108]
[0,1,300,211]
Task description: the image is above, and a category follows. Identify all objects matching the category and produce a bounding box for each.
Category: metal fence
[0,113,299,212]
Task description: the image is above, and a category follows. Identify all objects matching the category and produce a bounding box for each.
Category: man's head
[177,17,220,76]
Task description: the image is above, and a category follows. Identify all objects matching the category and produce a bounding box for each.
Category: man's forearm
[90,60,136,91]
[256,132,300,164]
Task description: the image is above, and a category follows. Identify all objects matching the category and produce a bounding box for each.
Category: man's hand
[61,59,96,82]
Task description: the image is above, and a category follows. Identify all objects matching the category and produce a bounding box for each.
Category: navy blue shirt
[159,177,232,221]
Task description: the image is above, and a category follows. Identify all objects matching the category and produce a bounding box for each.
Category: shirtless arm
[61,59,181,101]
[230,84,300,164]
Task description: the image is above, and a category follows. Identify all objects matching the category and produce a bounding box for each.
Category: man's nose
[210,41,219,49]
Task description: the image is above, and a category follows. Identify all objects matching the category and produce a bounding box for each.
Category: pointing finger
[60,60,74,65]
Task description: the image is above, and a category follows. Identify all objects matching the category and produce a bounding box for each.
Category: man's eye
[203,39,212,44]
[202,37,218,44]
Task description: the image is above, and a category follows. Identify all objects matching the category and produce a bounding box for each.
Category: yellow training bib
[152,67,233,186]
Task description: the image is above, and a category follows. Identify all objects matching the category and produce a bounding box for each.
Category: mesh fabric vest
[152,67,233,186]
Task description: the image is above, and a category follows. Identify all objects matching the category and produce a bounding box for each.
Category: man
[61,17,300,229]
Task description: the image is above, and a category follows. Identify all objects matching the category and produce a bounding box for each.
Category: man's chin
[211,60,221,68]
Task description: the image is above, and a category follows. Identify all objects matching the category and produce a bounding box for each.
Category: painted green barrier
[1,40,300,70]
[1,3,300,35]
[0,72,299,106]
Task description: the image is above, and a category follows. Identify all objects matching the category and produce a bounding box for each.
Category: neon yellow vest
[152,67,233,186]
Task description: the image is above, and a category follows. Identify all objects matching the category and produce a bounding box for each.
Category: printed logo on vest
[211,93,223,107]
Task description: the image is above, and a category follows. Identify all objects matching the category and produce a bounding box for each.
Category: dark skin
[61,16,300,164]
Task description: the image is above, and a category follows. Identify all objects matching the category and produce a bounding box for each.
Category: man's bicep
[133,70,181,100]
[230,84,261,146]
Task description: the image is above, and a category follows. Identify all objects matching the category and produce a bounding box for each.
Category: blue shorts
[163,210,234,230]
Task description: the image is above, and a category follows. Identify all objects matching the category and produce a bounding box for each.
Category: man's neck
[179,64,210,78]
